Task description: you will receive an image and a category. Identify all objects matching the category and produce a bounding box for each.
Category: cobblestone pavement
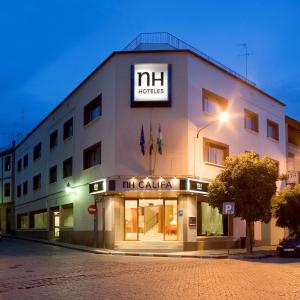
[0,239,300,300]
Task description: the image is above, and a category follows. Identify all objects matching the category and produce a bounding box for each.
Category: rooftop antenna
[237,43,252,79]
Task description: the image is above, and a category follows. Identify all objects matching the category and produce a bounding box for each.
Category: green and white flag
[157,124,163,155]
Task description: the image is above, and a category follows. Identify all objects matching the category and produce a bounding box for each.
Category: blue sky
[1,0,300,147]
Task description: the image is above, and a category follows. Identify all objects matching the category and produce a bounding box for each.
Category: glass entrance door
[125,199,178,241]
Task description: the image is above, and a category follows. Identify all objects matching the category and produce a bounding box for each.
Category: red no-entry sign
[88,204,97,214]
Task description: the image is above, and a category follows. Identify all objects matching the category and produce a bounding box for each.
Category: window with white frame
[204,138,229,165]
[202,89,227,115]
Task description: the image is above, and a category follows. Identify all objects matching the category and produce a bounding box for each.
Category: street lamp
[194,111,230,176]
[65,182,76,194]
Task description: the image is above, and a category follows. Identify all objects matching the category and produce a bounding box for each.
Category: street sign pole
[222,202,235,256]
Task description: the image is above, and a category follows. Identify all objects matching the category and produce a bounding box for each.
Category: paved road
[0,238,300,300]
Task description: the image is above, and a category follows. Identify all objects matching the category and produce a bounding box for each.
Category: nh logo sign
[222,202,235,215]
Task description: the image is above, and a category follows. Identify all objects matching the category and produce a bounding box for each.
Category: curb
[3,235,276,260]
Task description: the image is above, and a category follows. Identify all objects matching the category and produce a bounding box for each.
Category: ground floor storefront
[0,203,14,234]
[14,176,284,251]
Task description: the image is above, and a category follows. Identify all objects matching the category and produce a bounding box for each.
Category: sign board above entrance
[89,177,210,195]
[131,63,172,107]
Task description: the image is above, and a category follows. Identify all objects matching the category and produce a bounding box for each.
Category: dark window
[244,109,259,132]
[84,95,102,125]
[17,159,22,172]
[23,181,28,195]
[49,165,57,184]
[267,120,279,141]
[83,142,101,170]
[203,138,229,166]
[4,182,10,197]
[17,184,22,197]
[4,156,11,171]
[33,143,42,160]
[50,130,58,149]
[64,118,73,140]
[63,157,72,178]
[202,89,228,115]
[23,154,28,168]
[271,159,280,177]
[33,174,41,190]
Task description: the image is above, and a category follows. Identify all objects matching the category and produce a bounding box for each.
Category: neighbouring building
[0,142,15,234]
[13,32,291,251]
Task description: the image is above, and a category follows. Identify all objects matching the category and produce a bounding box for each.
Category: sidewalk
[4,235,277,259]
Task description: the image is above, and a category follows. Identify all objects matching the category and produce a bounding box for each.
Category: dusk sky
[1,1,300,148]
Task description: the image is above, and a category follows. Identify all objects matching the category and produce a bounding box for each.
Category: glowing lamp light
[219,111,229,123]
[65,182,76,194]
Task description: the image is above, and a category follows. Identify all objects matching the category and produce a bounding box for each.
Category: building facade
[0,143,15,234]
[14,33,289,251]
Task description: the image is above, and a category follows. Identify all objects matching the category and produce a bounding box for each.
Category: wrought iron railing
[123,32,256,86]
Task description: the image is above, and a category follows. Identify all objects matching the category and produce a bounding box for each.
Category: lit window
[202,89,227,115]
[84,95,102,125]
[244,109,259,132]
[32,211,47,229]
[204,138,229,165]
[83,142,101,170]
[267,120,279,140]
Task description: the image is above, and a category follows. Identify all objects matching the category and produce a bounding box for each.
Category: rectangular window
[49,165,57,184]
[267,119,279,141]
[271,159,280,177]
[83,142,101,170]
[23,154,28,168]
[33,211,47,229]
[17,184,21,197]
[33,143,42,160]
[50,130,58,149]
[84,95,102,125]
[204,138,229,165]
[17,159,22,172]
[202,89,227,115]
[18,214,29,229]
[4,156,11,171]
[4,182,10,197]
[244,109,259,132]
[63,157,72,178]
[287,152,295,171]
[197,201,229,236]
[64,118,73,140]
[33,174,41,190]
[23,181,28,195]
[62,204,74,227]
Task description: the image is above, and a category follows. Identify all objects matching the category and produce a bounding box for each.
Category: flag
[157,124,163,155]
[149,123,154,155]
[140,125,145,155]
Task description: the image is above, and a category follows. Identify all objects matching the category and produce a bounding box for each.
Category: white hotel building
[14,33,294,251]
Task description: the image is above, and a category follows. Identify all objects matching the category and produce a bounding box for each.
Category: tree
[274,184,300,236]
[208,151,278,254]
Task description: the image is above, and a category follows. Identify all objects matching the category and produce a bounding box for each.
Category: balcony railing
[123,32,256,86]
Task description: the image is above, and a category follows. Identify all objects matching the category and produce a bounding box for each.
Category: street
[0,238,300,300]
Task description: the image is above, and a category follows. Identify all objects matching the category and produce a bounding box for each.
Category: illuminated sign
[117,178,179,191]
[89,179,106,194]
[131,63,171,107]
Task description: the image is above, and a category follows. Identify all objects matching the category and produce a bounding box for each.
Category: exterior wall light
[65,182,76,194]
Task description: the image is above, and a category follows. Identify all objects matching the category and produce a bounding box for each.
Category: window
[4,156,11,171]
[267,120,279,141]
[203,138,229,165]
[23,154,28,168]
[83,142,101,169]
[49,165,57,184]
[33,143,42,160]
[17,159,22,172]
[23,181,28,195]
[33,174,41,190]
[244,109,258,132]
[4,182,10,197]
[197,201,229,236]
[64,118,73,140]
[271,159,280,177]
[84,95,102,125]
[32,211,47,229]
[63,157,72,178]
[202,89,227,115]
[50,130,58,149]
[17,184,21,197]
[18,214,29,229]
[62,204,74,227]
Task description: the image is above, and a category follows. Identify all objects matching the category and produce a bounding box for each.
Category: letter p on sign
[222,202,235,215]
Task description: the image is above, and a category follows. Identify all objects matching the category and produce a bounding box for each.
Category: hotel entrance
[125,199,178,241]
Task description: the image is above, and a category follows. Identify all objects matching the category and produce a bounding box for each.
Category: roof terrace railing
[123,32,256,86]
